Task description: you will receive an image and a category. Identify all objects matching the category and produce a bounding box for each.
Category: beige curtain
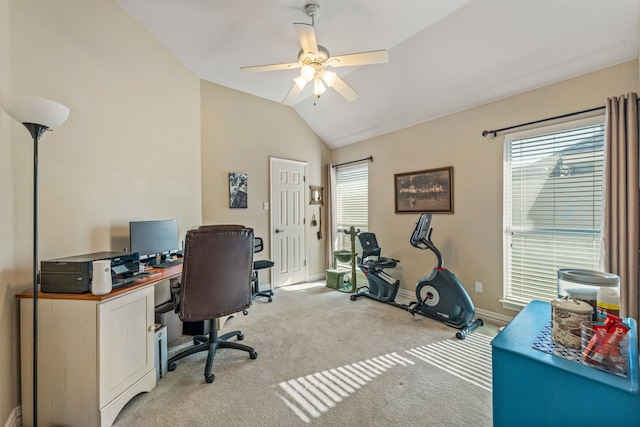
[324,163,338,269]
[604,92,639,320]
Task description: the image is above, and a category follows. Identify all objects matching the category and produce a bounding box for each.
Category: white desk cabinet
[19,285,157,427]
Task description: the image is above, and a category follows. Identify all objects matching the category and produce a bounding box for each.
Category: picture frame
[309,185,324,205]
[229,172,248,208]
[394,166,453,213]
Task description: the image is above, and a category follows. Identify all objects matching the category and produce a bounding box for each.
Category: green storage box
[326,268,350,290]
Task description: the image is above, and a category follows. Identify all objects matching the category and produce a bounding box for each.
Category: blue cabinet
[491,300,639,426]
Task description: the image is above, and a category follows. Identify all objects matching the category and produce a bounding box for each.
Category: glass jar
[557,269,619,319]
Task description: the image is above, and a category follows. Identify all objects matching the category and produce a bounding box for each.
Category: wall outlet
[474,281,483,293]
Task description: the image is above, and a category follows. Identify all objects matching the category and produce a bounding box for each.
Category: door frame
[269,157,309,287]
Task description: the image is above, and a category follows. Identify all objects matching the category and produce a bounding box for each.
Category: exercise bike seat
[357,232,399,269]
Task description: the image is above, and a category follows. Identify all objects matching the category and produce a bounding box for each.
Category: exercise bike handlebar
[409,213,445,269]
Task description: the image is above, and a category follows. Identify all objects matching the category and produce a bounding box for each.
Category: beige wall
[0,0,16,421]
[331,60,639,319]
[1,0,202,421]
[200,80,331,279]
[0,0,637,423]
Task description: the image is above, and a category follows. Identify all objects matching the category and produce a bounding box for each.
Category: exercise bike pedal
[408,302,418,315]
[350,286,370,301]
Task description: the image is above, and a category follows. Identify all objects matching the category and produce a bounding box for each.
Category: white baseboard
[395,288,414,305]
[475,307,513,326]
[308,273,326,282]
[4,406,21,427]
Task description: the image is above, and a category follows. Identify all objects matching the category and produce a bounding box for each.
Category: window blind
[336,163,369,235]
[503,117,605,304]
[335,162,368,285]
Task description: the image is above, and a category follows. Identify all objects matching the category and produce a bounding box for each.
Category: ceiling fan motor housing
[304,3,321,19]
[298,45,329,65]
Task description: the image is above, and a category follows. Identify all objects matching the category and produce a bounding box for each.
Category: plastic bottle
[597,287,621,317]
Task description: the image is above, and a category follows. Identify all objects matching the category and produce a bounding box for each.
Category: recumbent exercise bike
[350,213,483,339]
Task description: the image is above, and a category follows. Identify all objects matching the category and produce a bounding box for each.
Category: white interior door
[270,158,307,287]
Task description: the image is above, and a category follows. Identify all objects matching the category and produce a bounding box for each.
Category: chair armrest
[254,237,264,253]
[170,281,182,314]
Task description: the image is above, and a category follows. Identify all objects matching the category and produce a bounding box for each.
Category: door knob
[275,229,284,233]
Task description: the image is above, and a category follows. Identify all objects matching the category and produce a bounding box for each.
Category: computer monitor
[129,219,180,264]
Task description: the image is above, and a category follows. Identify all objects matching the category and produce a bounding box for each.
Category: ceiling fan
[239,2,389,105]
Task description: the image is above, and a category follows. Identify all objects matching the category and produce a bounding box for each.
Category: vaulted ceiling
[117,0,639,148]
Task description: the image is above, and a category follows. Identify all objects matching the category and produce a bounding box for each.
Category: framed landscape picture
[394,166,453,213]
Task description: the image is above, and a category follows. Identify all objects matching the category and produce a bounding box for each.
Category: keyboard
[112,272,150,288]
[153,259,183,269]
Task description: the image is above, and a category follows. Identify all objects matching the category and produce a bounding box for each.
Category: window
[335,163,368,250]
[503,116,605,308]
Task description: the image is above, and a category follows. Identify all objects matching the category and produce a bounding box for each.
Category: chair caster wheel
[250,351,258,359]
[205,373,215,383]
[194,339,201,345]
[168,362,177,371]
[237,333,244,341]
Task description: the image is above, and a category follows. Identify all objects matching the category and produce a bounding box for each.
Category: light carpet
[113,282,497,426]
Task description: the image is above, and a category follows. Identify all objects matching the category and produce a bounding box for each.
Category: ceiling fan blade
[328,50,389,67]
[293,23,318,56]
[331,76,359,102]
[282,80,306,106]
[240,62,301,73]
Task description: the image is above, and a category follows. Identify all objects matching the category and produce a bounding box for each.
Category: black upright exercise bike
[350,213,482,339]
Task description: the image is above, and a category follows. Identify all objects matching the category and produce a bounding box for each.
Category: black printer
[40,251,142,294]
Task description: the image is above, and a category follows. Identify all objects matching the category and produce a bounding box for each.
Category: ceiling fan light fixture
[313,78,326,97]
[300,64,315,81]
[242,2,388,105]
[320,70,336,87]
[294,76,307,90]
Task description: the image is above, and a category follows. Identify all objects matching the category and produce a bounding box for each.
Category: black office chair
[252,237,274,302]
[168,225,258,383]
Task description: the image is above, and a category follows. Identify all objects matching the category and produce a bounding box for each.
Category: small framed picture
[394,166,453,213]
[229,172,248,208]
[309,186,324,205]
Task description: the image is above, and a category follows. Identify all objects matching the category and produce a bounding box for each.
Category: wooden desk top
[16,264,182,301]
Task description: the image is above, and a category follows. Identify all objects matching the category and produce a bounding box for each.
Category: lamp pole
[23,123,47,427]
[0,92,69,426]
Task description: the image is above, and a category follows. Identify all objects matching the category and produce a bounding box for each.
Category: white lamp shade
[320,70,337,87]
[0,91,69,129]
[313,78,326,96]
[300,65,316,82]
[294,76,308,90]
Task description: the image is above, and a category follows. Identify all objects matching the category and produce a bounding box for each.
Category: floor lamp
[0,92,69,426]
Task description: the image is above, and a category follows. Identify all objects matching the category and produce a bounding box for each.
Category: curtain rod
[481,106,605,138]
[333,156,373,168]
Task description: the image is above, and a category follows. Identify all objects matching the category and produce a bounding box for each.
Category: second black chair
[252,237,274,302]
